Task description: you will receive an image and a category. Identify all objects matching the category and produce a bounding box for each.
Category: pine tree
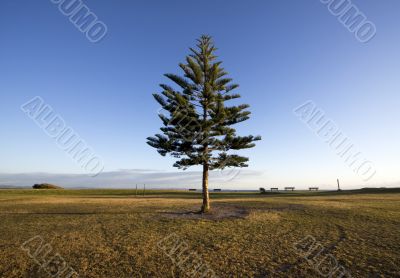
[147,35,261,212]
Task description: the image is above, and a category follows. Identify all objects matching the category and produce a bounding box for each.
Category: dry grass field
[0,189,399,277]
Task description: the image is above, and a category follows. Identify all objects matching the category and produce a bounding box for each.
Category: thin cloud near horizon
[0,169,398,190]
[0,169,264,189]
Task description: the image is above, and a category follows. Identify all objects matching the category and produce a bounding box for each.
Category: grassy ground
[0,189,399,277]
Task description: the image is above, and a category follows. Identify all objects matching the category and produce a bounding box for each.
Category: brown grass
[0,190,399,277]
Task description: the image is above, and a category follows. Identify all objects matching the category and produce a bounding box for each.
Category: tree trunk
[201,163,210,213]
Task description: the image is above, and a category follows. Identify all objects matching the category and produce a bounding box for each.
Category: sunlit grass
[0,189,399,277]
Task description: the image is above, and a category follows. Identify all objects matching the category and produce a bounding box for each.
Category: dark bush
[32,183,63,189]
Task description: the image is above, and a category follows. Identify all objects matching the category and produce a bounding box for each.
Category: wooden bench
[270,187,279,191]
[309,187,319,191]
[284,187,295,191]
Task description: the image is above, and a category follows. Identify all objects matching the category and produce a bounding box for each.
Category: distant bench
[213,189,221,192]
[270,187,279,191]
[309,187,319,191]
[284,187,295,191]
[188,189,197,191]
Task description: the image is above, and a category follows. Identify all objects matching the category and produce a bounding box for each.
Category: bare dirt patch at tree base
[161,203,308,221]
[161,204,249,220]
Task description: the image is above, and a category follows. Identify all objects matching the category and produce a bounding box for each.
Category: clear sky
[1,0,399,189]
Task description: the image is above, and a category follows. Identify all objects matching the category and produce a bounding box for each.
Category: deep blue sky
[1,0,399,189]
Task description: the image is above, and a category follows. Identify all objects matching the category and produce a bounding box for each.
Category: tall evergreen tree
[147,35,261,212]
